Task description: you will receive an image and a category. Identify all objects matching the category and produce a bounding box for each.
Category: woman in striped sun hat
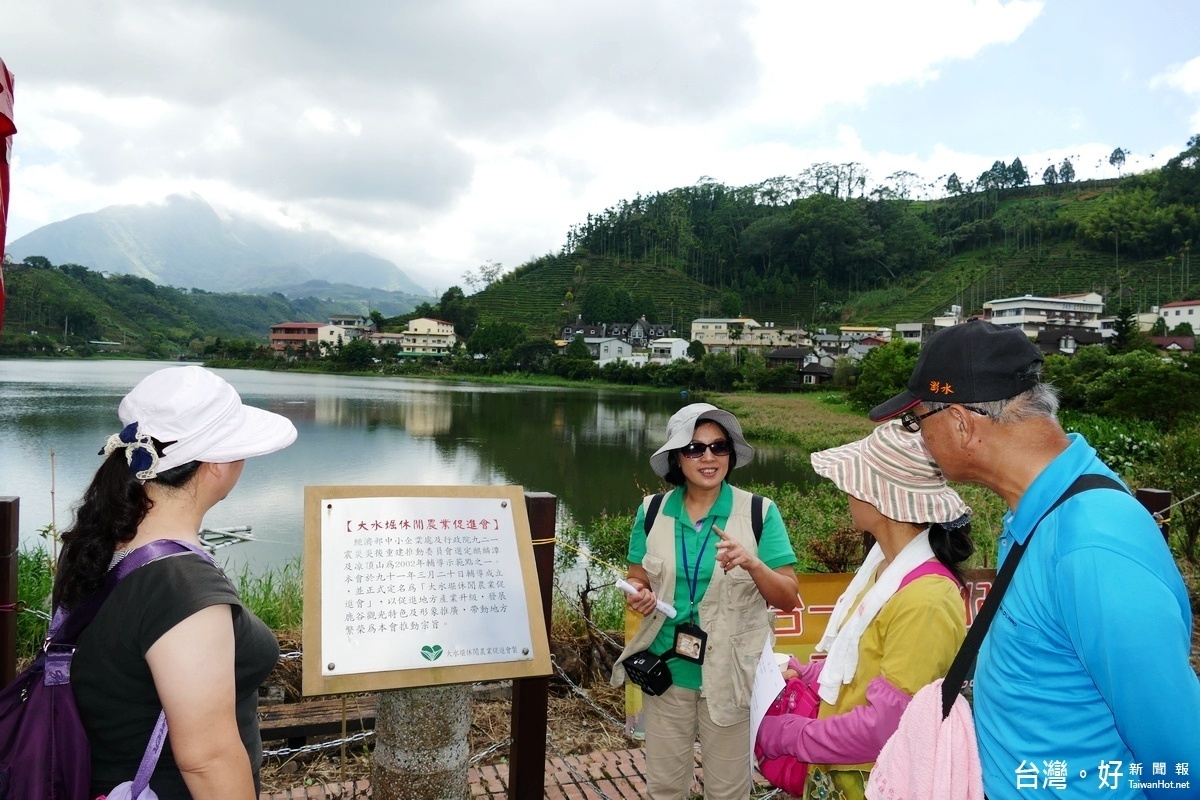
[755,419,973,800]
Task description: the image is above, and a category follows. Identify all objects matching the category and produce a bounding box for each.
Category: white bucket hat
[650,403,754,478]
[111,366,297,477]
[810,420,969,524]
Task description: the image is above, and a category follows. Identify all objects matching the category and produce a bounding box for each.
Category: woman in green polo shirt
[611,403,799,800]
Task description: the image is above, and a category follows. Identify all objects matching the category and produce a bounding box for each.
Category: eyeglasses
[900,405,989,433]
[679,440,733,459]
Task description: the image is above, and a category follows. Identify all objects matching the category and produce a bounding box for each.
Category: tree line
[545,137,1200,325]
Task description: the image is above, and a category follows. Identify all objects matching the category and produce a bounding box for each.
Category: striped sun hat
[810,420,969,524]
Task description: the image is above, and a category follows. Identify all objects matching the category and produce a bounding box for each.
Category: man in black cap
[870,318,1199,800]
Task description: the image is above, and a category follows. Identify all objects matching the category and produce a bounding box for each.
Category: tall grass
[16,548,54,659]
[231,557,306,631]
[11,546,306,661]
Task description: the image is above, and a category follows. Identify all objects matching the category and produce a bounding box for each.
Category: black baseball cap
[869,319,1044,421]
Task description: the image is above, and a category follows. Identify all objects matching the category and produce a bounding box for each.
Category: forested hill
[0,261,362,357]
[470,136,1200,335]
[6,137,1200,352]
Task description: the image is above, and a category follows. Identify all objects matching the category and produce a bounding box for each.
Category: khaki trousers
[643,684,752,800]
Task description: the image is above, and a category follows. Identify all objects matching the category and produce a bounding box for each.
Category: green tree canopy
[1107,305,1152,353]
[1059,158,1076,183]
[848,339,919,411]
[467,321,527,357]
[567,333,591,359]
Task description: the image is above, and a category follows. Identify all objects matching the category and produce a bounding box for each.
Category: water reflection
[0,360,816,574]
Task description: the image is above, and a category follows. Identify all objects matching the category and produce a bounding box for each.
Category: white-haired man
[870,318,1199,800]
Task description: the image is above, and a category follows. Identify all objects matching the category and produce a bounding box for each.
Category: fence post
[1134,488,1172,542]
[509,492,556,800]
[0,498,18,687]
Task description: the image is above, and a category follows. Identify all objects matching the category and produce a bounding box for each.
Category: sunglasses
[900,405,989,433]
[679,440,733,459]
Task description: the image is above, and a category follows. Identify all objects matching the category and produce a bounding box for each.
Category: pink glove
[756,675,912,765]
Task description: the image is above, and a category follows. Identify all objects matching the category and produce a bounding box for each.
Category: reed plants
[231,557,306,631]
[16,547,53,659]
[12,546,308,661]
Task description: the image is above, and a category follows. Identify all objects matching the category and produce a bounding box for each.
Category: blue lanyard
[679,522,713,622]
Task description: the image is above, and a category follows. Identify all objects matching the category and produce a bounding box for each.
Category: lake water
[0,360,815,575]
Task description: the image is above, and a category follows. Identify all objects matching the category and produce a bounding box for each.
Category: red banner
[0,56,14,330]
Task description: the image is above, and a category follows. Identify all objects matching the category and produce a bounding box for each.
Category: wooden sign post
[302,485,553,800]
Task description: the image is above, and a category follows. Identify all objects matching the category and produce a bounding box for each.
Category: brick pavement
[260,746,775,799]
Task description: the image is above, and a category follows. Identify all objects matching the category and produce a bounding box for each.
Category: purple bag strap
[131,711,169,798]
[47,539,215,643]
[114,541,214,797]
[49,539,214,797]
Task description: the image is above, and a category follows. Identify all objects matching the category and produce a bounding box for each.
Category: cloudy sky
[3,0,1199,293]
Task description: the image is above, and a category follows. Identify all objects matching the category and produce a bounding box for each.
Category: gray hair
[925,362,1059,424]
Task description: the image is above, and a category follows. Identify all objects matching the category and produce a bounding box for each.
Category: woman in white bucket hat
[53,366,297,799]
[755,420,973,800]
[611,403,799,800]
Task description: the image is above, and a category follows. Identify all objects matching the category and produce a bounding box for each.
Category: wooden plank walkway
[259,747,775,799]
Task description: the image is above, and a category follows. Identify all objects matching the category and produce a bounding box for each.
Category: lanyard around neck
[679,522,713,621]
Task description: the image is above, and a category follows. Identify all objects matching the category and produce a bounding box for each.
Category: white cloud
[3,0,1196,289]
[1152,55,1200,134]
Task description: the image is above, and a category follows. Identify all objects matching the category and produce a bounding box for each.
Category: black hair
[928,518,975,587]
[663,421,739,486]
[52,443,201,611]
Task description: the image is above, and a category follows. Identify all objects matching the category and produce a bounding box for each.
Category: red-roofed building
[269,322,344,356]
[1150,336,1196,352]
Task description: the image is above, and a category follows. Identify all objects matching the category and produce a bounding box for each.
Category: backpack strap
[644,491,766,542]
[643,493,665,536]
[939,473,1126,718]
[898,560,957,591]
[751,493,765,543]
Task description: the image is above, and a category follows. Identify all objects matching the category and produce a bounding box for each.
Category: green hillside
[465,140,1199,337]
[7,137,1200,350]
[470,252,727,334]
[0,261,354,357]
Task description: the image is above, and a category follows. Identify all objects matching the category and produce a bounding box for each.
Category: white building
[895,322,936,346]
[982,292,1105,337]
[648,337,691,364]
[1158,299,1200,329]
[689,318,792,352]
[592,337,636,366]
[400,317,457,355]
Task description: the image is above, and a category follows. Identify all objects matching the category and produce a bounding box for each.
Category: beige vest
[611,486,776,727]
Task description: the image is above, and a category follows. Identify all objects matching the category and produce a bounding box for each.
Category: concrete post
[371,684,471,800]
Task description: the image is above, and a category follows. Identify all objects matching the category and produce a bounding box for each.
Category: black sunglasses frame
[900,404,989,433]
[678,440,734,459]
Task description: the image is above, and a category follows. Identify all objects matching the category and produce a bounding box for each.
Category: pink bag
[755,670,821,796]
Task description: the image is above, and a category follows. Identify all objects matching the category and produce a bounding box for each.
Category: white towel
[816,531,935,705]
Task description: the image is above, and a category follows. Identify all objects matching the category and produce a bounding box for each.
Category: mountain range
[7,194,431,300]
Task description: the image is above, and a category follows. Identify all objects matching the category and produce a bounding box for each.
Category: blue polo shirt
[975,434,1200,800]
[627,483,796,690]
